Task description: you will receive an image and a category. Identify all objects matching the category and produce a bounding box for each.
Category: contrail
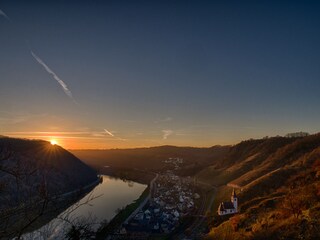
[31,51,76,103]
[0,8,76,104]
[104,129,127,141]
[104,129,115,137]
[0,8,10,21]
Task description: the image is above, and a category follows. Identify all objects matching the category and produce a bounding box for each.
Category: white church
[217,189,238,216]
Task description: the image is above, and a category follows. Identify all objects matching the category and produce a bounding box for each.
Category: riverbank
[52,175,102,200]
[95,186,150,239]
[95,173,157,239]
[21,175,146,239]
[1,177,101,239]
[98,166,156,185]
[124,173,159,225]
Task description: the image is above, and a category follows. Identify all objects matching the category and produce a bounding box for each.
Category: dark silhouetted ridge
[0,137,97,208]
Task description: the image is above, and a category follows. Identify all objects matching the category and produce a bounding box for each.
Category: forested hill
[0,136,97,209]
[197,134,320,191]
[197,134,320,240]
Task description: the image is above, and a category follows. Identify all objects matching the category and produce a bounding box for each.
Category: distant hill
[71,145,230,176]
[0,137,98,209]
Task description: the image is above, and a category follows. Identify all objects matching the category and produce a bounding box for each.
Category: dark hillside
[205,134,320,240]
[0,137,97,209]
[71,145,230,174]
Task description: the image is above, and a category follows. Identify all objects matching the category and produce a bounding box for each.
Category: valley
[1,134,320,239]
[72,134,320,239]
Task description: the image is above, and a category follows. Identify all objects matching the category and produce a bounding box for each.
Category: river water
[23,175,147,239]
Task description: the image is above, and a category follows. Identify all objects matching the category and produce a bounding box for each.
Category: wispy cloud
[0,8,10,21]
[31,51,76,103]
[4,131,92,135]
[162,129,173,140]
[0,112,47,125]
[0,116,28,125]
[104,129,114,137]
[3,133,115,141]
[5,129,128,141]
[155,117,173,123]
[3,130,123,141]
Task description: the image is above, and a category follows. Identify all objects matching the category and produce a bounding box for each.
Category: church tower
[231,188,238,212]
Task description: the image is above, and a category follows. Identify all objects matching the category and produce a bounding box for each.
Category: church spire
[232,188,237,198]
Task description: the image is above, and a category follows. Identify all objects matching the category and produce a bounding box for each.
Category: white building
[217,189,238,216]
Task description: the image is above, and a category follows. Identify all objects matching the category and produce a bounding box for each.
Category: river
[23,175,147,239]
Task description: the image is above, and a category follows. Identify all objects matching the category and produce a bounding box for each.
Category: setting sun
[50,140,58,145]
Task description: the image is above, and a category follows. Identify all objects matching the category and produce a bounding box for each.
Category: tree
[281,188,306,219]
[65,216,96,240]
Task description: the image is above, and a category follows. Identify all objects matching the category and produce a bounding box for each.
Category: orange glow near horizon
[3,131,240,150]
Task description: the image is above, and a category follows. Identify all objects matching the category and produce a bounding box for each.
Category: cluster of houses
[106,155,239,239]
[122,171,198,235]
[163,157,184,170]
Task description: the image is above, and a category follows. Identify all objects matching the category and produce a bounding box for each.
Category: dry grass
[211,185,233,213]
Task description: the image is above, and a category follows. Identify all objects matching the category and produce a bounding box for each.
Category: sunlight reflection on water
[23,175,146,239]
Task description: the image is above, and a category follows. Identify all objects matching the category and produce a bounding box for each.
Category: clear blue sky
[1,0,320,148]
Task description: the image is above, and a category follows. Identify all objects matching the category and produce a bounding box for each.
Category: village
[110,158,201,238]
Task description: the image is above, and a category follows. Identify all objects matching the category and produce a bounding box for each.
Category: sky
[1,0,320,149]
